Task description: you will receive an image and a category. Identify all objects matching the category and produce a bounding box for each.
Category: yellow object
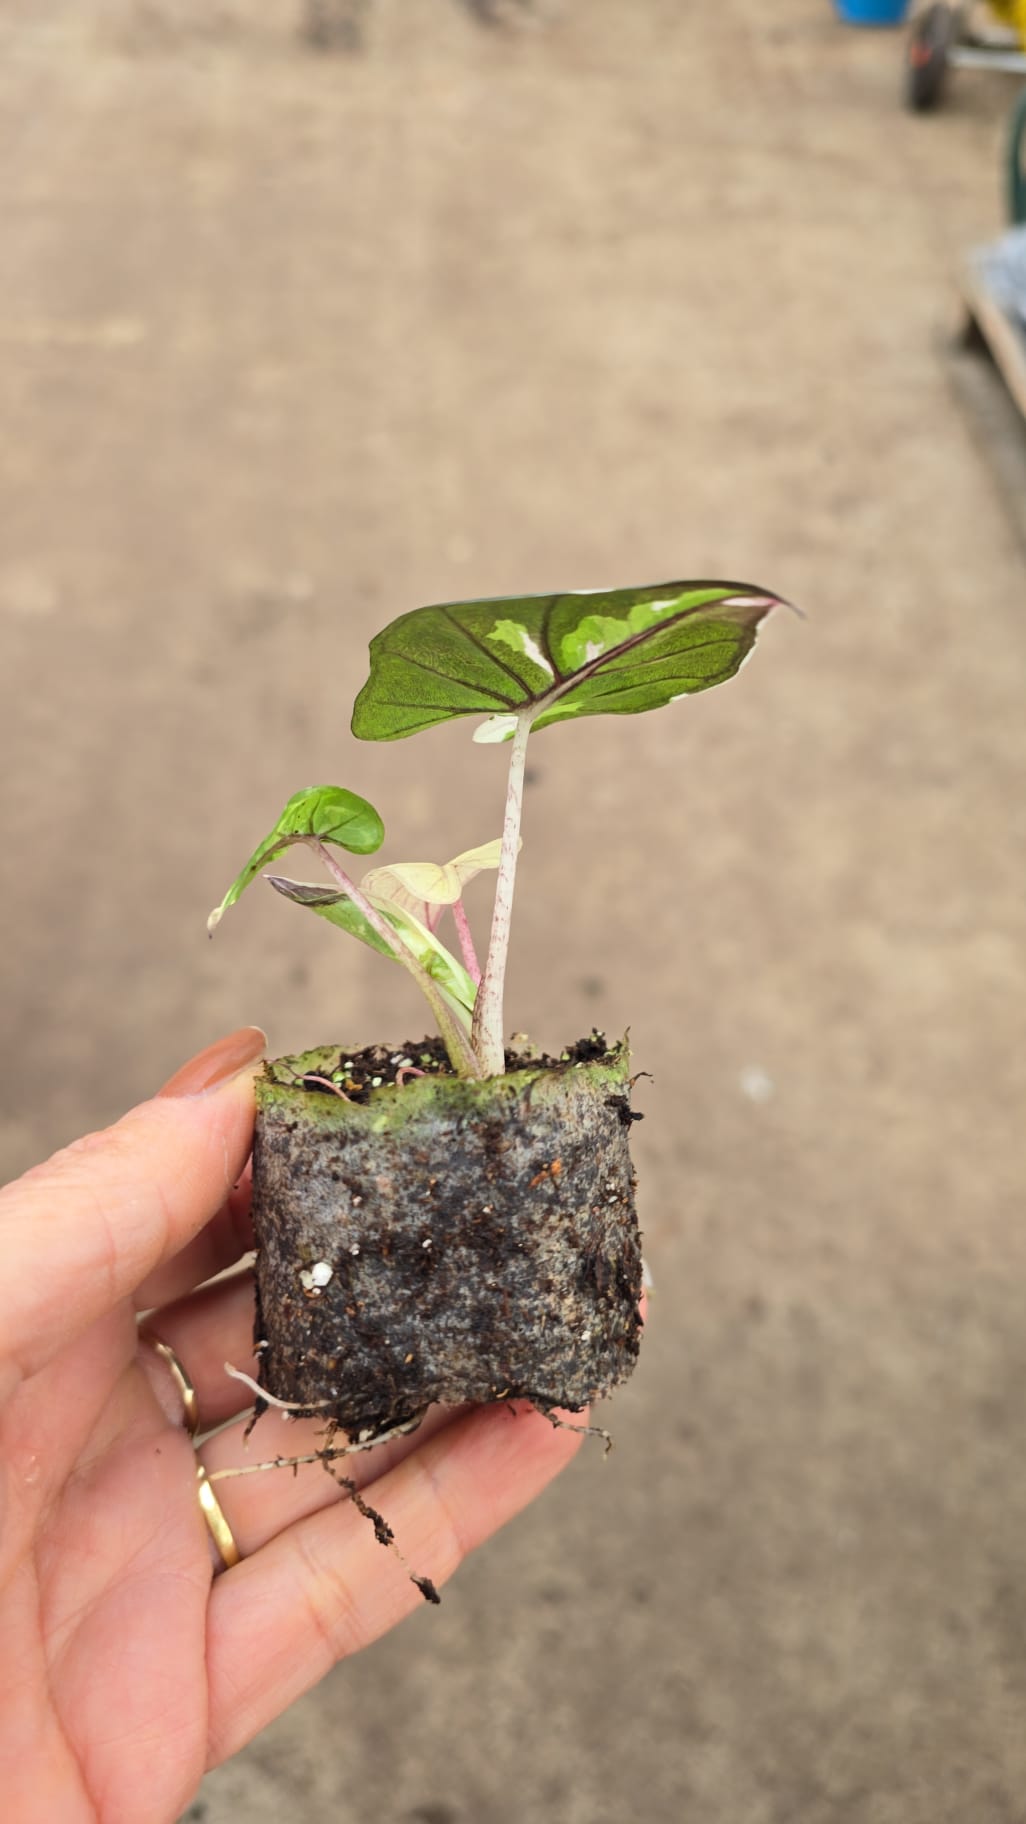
[196,1466,242,1570]
[985,1,1026,53]
[139,1330,200,1436]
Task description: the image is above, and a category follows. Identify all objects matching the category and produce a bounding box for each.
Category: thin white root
[209,1451,345,1483]
[223,1362,333,1413]
[207,1411,426,1482]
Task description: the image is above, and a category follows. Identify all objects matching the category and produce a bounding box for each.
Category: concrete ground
[3,1,1026,1819]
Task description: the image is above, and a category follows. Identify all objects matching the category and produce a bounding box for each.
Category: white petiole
[471,709,534,1077]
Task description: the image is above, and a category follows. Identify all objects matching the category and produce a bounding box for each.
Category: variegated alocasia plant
[209,579,785,1077]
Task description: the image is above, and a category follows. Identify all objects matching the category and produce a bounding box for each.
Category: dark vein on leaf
[437,606,535,698]
[395,649,518,709]
[578,632,742,675]
[535,593,775,713]
[564,660,737,703]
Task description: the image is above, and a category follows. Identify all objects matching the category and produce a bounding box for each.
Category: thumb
[0,1027,266,1392]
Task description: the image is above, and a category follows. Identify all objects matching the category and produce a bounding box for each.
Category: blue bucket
[835,0,909,22]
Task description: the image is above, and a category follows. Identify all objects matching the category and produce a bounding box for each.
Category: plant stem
[471,709,533,1077]
[451,900,481,985]
[308,840,482,1078]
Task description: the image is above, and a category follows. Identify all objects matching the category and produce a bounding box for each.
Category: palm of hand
[2,1309,211,1823]
[0,1052,586,1824]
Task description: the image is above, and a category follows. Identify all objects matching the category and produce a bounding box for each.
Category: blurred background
[3,1,1026,1819]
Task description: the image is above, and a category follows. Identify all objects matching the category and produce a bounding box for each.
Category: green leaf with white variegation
[266,877,476,1025]
[207,785,384,933]
[350,580,786,743]
[361,839,506,932]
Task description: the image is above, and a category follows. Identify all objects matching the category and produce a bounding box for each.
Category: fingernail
[158,1027,267,1099]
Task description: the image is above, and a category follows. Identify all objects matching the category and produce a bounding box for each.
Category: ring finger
[138,1269,260,1431]
[137,1276,467,1550]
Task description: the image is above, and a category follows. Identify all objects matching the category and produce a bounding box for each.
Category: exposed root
[276,1061,354,1100]
[320,1453,441,1603]
[206,1408,438,1597]
[299,1072,353,1101]
[223,1362,334,1414]
[538,1408,613,1456]
[207,1410,426,1483]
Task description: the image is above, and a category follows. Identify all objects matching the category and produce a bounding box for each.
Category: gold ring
[139,1330,200,1437]
[139,1331,241,1569]
[197,1465,242,1570]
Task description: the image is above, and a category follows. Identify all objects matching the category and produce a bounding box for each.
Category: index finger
[0,1027,265,1391]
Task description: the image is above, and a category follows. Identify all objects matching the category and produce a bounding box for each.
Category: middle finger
[139,1268,260,1430]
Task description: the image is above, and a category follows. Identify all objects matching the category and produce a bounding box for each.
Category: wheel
[905,3,956,112]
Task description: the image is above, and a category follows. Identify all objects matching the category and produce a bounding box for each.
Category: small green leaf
[267,877,477,1021]
[351,580,786,742]
[207,785,384,933]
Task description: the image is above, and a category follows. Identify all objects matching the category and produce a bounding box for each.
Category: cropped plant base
[250,1034,644,1440]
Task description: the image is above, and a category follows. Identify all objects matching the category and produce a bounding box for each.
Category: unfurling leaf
[350,580,786,743]
[263,877,395,958]
[207,785,384,933]
[361,839,506,932]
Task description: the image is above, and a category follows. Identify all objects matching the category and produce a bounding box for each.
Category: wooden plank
[947,337,1026,559]
[961,261,1026,423]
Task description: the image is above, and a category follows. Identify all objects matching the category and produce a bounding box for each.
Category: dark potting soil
[251,1032,645,1446]
[285,1028,627,1105]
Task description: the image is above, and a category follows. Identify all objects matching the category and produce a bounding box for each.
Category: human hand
[0,1028,585,1824]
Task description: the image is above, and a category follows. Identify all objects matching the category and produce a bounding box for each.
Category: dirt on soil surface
[3,2,1026,1821]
